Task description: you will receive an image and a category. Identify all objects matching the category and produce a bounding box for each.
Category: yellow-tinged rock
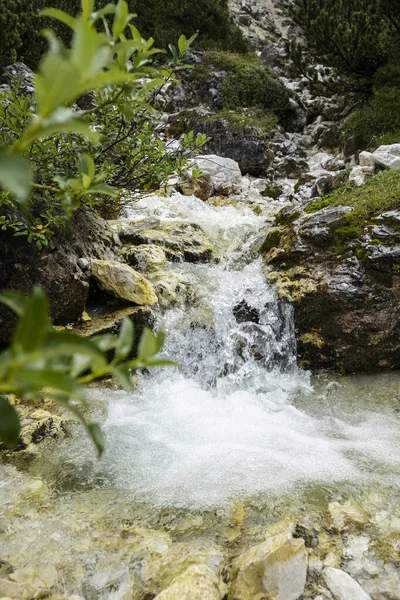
[329,499,369,531]
[154,565,227,600]
[91,259,157,305]
[229,531,307,600]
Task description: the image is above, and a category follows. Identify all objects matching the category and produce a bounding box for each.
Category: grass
[304,169,400,237]
[203,108,278,135]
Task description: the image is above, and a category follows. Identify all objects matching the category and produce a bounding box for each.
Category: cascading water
[61,190,400,509]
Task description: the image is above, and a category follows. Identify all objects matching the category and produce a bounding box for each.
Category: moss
[333,225,359,239]
[275,209,300,225]
[203,50,259,72]
[299,331,325,349]
[261,227,283,253]
[187,64,212,84]
[203,108,278,136]
[305,198,332,213]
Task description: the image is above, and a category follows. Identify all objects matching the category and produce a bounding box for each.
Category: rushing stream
[1,190,400,598]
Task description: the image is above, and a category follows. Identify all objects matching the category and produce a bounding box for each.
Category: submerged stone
[154,565,227,600]
[229,530,307,600]
[323,567,372,600]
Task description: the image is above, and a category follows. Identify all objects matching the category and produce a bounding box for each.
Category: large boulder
[154,565,227,600]
[229,530,307,600]
[263,205,400,372]
[190,154,242,195]
[0,209,118,344]
[359,144,400,170]
[194,119,273,177]
[91,260,157,305]
[120,244,167,272]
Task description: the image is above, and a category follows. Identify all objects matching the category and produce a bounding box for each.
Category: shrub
[343,63,400,148]
[219,64,290,115]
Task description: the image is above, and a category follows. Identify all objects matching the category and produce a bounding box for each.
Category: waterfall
[73,191,399,509]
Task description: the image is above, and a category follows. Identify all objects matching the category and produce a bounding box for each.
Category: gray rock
[361,144,400,170]
[323,568,371,600]
[190,154,242,194]
[0,62,34,94]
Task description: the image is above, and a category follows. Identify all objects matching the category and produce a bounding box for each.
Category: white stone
[349,166,375,187]
[323,567,372,600]
[230,530,307,600]
[366,143,400,169]
[190,155,242,195]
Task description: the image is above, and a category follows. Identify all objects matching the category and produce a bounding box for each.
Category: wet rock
[109,218,161,243]
[18,415,67,450]
[263,203,400,372]
[120,245,167,272]
[329,499,369,531]
[126,222,213,263]
[233,300,260,324]
[190,155,242,195]
[91,260,157,305]
[323,567,371,600]
[154,565,227,600]
[147,270,200,309]
[364,244,400,273]
[299,207,354,246]
[74,305,154,357]
[229,530,307,600]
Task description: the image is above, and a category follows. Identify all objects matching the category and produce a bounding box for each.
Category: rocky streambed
[1,164,400,599]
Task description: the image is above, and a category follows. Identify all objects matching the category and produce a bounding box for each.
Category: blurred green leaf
[0,152,32,203]
[0,396,20,447]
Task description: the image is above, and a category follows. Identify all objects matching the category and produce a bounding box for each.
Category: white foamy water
[78,192,400,508]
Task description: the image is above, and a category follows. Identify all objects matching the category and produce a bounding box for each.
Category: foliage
[286,0,396,92]
[0,3,206,248]
[0,286,173,454]
[305,169,400,237]
[220,65,290,115]
[343,64,400,148]
[0,0,247,70]
[204,109,278,135]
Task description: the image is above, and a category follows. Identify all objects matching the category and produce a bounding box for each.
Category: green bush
[343,63,400,148]
[0,0,247,70]
[219,64,290,115]
[287,0,395,91]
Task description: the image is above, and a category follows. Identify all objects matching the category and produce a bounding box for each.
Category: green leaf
[44,331,106,362]
[137,328,165,361]
[18,369,86,403]
[113,0,132,40]
[79,153,95,188]
[84,182,117,196]
[0,291,27,317]
[22,109,99,148]
[40,8,77,29]
[0,152,32,203]
[178,35,187,56]
[112,364,133,389]
[82,0,95,19]
[0,396,20,447]
[86,423,105,457]
[114,317,134,362]
[12,286,50,354]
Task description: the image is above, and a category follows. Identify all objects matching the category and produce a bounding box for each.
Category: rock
[299,206,354,246]
[109,218,161,243]
[229,530,307,600]
[147,269,200,309]
[0,63,34,94]
[125,221,213,263]
[260,43,285,69]
[74,305,154,357]
[349,166,375,187]
[263,202,400,372]
[361,144,400,170]
[190,155,242,194]
[329,499,369,531]
[91,260,157,305]
[154,565,227,600]
[179,171,214,201]
[313,173,334,196]
[275,156,309,178]
[195,119,273,178]
[311,120,340,149]
[323,568,372,600]
[120,245,167,272]
[0,209,117,344]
